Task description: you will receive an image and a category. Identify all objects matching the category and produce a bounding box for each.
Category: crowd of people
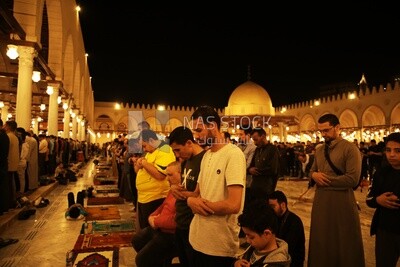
[100,107,399,267]
[0,118,100,216]
[2,105,399,267]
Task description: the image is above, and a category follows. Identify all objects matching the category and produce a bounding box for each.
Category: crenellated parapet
[276,80,400,112]
[93,100,225,143]
[274,79,400,143]
[110,101,224,114]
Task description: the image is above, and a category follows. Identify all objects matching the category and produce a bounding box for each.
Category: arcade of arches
[93,79,400,145]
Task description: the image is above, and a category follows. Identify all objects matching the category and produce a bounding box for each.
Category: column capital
[17,46,36,67]
[47,83,60,93]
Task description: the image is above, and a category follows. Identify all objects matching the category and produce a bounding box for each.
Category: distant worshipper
[65,191,87,220]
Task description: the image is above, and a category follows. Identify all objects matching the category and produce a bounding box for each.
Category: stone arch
[95,114,114,131]
[116,122,127,133]
[339,109,358,128]
[299,113,316,132]
[164,118,184,134]
[63,35,74,96]
[146,116,162,132]
[127,116,140,133]
[13,0,43,40]
[72,60,81,107]
[117,115,130,134]
[362,105,386,127]
[390,103,400,126]
[79,75,85,113]
[45,0,63,78]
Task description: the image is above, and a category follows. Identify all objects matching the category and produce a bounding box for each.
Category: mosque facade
[93,76,400,145]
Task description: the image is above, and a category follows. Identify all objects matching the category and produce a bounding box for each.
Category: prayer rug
[73,232,134,250]
[94,185,119,190]
[94,171,114,177]
[87,196,125,206]
[71,247,119,267]
[83,220,135,234]
[85,206,121,221]
[96,166,112,171]
[93,177,117,186]
[95,188,120,194]
[95,188,119,194]
[93,193,120,198]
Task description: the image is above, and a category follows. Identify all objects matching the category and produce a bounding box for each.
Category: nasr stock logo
[128,110,272,132]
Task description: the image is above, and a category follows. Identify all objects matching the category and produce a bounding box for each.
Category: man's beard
[324,137,332,145]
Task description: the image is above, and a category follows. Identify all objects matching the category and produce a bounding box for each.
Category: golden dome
[225,81,275,116]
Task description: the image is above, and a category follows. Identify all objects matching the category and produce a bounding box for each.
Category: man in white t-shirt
[187,106,246,267]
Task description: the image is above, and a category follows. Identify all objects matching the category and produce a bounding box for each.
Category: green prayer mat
[82,220,135,234]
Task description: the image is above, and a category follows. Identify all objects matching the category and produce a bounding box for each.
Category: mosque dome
[225,80,275,116]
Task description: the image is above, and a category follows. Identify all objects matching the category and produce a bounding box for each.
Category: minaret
[358,73,368,93]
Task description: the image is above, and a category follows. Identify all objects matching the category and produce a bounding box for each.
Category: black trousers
[132,226,177,267]
[376,228,400,267]
[67,191,84,208]
[137,198,165,230]
[175,227,196,267]
[192,249,235,267]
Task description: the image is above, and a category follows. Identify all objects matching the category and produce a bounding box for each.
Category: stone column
[81,120,86,142]
[71,109,79,140]
[47,85,59,136]
[268,126,273,141]
[1,102,9,123]
[15,46,35,130]
[283,125,288,143]
[32,117,39,135]
[63,107,71,138]
[77,115,83,141]
[278,122,284,142]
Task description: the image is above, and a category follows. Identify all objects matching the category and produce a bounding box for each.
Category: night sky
[77,2,400,109]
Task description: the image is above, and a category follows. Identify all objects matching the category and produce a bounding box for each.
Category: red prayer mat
[85,206,121,221]
[71,247,119,267]
[73,232,134,250]
[87,196,125,206]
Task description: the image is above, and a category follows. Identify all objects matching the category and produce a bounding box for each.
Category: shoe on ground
[18,209,36,220]
[0,238,19,248]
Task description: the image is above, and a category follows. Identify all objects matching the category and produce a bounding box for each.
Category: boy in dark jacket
[234,200,291,267]
[366,132,400,267]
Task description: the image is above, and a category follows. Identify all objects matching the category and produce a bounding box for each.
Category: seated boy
[234,200,291,267]
[131,161,181,267]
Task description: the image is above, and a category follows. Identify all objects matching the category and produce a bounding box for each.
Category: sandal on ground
[35,198,50,208]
